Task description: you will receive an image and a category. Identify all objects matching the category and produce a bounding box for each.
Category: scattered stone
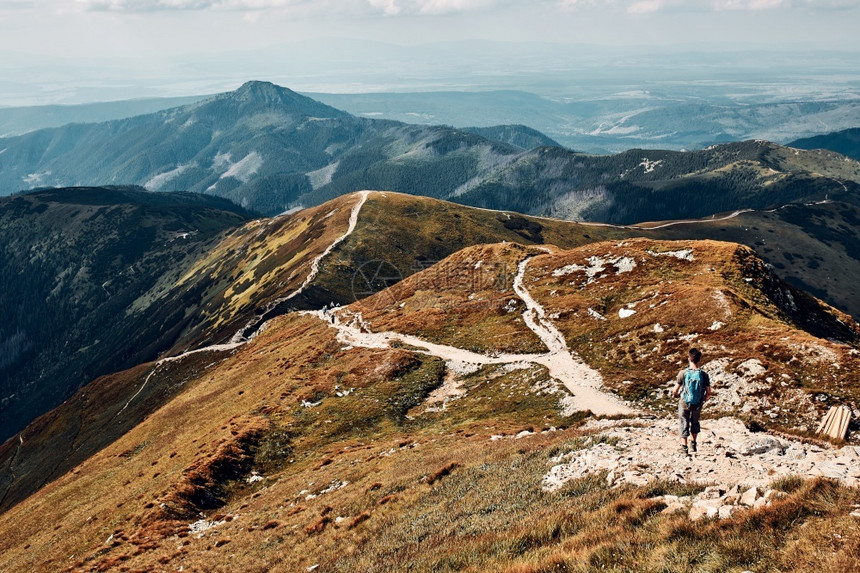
[739,436,785,456]
[690,505,718,521]
[719,505,740,519]
[701,486,725,500]
[740,487,759,507]
[542,417,858,493]
[662,502,687,515]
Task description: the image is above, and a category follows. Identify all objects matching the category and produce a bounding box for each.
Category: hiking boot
[679,444,688,455]
[690,441,698,453]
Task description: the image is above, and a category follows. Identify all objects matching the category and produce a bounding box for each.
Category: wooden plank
[821,408,836,433]
[837,406,851,440]
[827,408,841,439]
[830,407,848,440]
[816,408,831,434]
[834,407,846,439]
[821,407,838,437]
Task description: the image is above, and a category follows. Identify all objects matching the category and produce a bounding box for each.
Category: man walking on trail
[672,348,711,455]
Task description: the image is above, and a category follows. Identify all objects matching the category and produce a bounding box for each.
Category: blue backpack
[683,368,706,406]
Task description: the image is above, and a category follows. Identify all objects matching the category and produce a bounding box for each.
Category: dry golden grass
[353,242,549,354]
[525,238,860,430]
[1,237,859,572]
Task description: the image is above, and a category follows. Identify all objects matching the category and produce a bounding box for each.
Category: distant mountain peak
[218,80,349,118]
[234,80,296,100]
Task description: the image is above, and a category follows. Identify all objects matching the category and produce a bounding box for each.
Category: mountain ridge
[0,226,858,571]
[790,126,860,161]
[5,186,860,446]
[2,81,859,225]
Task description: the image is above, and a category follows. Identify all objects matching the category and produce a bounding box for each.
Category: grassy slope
[635,201,860,320]
[134,191,634,351]
[0,194,370,513]
[1,239,857,572]
[524,239,860,431]
[0,191,626,514]
[4,191,860,513]
[224,190,636,325]
[351,242,548,354]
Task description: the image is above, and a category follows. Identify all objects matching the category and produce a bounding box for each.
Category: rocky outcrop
[543,417,860,492]
[651,484,790,521]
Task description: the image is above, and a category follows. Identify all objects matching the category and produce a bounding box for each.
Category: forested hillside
[0,187,251,442]
[790,127,860,161]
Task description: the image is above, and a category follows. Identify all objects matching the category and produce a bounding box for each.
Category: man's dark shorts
[678,400,703,438]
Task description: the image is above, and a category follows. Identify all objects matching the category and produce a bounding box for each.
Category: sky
[5,0,860,54]
[1,0,860,105]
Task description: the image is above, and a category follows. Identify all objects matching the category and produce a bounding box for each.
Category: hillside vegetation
[0,189,630,496]
[0,187,251,442]
[0,237,858,573]
[5,188,860,451]
[790,127,860,161]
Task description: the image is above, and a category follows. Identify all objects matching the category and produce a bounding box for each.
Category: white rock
[739,436,785,456]
[740,487,759,507]
[662,502,687,515]
[839,446,859,459]
[718,505,740,519]
[689,504,718,521]
[763,490,787,502]
[784,445,806,460]
[700,486,726,500]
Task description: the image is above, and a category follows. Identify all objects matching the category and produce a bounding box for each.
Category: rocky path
[230,190,370,344]
[513,257,634,416]
[120,192,372,417]
[307,254,633,416]
[544,416,860,491]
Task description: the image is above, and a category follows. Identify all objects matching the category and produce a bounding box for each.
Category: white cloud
[797,0,860,7]
[628,0,673,13]
[368,0,401,15]
[560,0,855,13]
[59,0,860,14]
[367,0,500,15]
[76,0,322,11]
[557,0,616,10]
[712,0,785,10]
[73,0,500,12]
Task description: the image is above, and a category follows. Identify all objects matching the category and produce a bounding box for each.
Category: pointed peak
[235,80,295,96]
[219,80,349,118]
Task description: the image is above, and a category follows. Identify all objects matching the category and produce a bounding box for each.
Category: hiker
[672,348,711,455]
